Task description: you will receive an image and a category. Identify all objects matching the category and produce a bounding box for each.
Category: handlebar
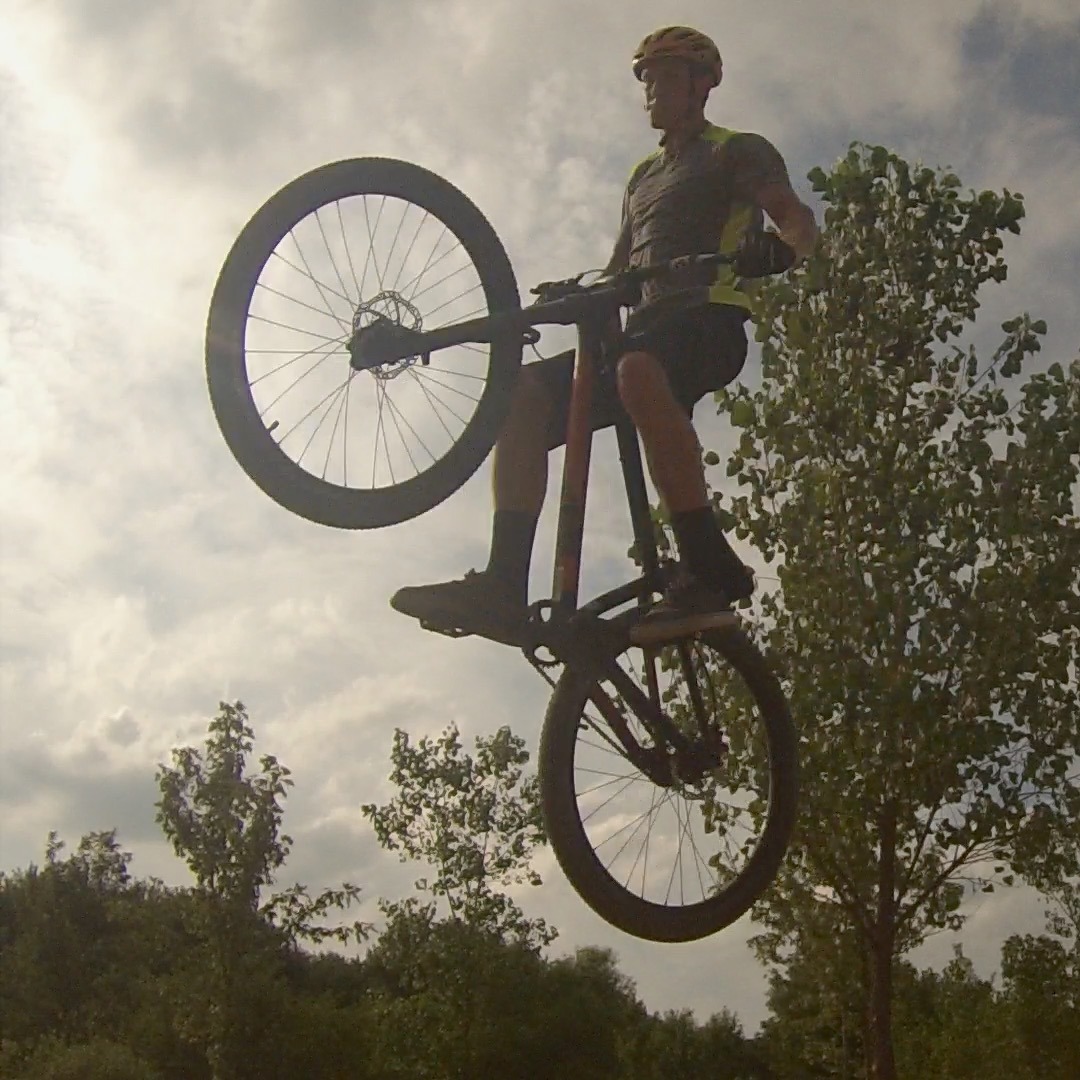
[348,237,794,371]
[529,233,796,304]
[530,252,735,304]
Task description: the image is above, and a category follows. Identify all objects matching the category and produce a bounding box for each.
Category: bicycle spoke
[400,232,459,299]
[410,263,476,306]
[372,379,395,486]
[379,199,411,293]
[297,379,350,470]
[259,350,338,417]
[581,776,644,828]
[268,249,354,307]
[388,207,431,294]
[382,388,423,477]
[248,313,344,341]
[590,795,663,850]
[363,194,388,293]
[684,802,710,898]
[248,336,349,387]
[425,366,489,382]
[375,383,440,473]
[320,372,351,480]
[577,774,649,800]
[254,280,351,325]
[567,632,775,912]
[287,229,352,334]
[234,182,511,505]
[581,718,644,759]
[428,299,486,324]
[342,366,351,487]
[665,798,692,906]
[314,206,354,310]
[608,790,667,876]
[405,370,470,430]
[626,786,661,895]
[336,200,361,297]
[357,195,377,298]
[410,368,482,405]
[576,765,642,781]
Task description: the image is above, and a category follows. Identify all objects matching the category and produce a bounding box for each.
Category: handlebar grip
[734,232,796,277]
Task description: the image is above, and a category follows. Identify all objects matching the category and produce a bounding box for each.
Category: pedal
[629,609,738,647]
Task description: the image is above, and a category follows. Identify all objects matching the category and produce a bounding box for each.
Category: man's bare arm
[754,179,819,261]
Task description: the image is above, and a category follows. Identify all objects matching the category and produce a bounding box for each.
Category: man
[391,25,818,645]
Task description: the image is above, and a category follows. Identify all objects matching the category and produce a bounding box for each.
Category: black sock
[670,506,746,590]
[486,510,539,601]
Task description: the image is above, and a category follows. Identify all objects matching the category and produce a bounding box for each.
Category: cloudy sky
[2,0,1078,1031]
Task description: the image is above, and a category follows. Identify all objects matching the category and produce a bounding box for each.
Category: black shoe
[390,570,527,647]
[630,571,752,646]
[720,563,756,604]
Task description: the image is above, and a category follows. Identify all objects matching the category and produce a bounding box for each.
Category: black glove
[733,230,796,278]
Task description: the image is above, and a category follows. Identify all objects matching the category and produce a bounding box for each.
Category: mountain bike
[205,157,799,942]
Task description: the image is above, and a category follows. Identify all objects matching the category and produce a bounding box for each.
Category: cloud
[962,4,1080,129]
[2,0,1076,1034]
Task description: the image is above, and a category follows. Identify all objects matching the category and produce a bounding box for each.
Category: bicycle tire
[205,158,521,529]
[539,622,798,942]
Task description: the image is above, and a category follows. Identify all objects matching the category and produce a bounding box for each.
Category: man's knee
[617,351,672,418]
[504,364,553,432]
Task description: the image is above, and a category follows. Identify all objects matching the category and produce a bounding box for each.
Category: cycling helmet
[632,26,723,88]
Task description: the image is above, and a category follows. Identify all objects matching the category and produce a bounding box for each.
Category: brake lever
[530,273,586,299]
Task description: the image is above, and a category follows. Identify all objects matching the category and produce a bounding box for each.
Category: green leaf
[730,400,756,428]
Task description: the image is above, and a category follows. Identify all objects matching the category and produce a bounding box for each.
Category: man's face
[640,57,697,129]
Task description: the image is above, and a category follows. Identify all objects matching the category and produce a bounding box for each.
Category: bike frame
[349,258,736,758]
[351,275,668,619]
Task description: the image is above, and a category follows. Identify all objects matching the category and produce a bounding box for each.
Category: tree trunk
[871,804,898,1080]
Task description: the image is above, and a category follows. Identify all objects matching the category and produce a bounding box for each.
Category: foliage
[2,693,1077,1077]
[362,723,554,947]
[706,142,1080,1077]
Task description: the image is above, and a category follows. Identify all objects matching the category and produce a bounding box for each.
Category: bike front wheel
[539,621,798,943]
[205,158,522,528]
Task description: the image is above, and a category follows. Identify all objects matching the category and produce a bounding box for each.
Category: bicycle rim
[540,625,798,942]
[206,158,521,528]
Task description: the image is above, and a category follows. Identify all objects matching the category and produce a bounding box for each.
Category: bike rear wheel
[205,157,521,528]
[539,621,798,942]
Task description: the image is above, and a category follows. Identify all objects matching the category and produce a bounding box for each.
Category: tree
[0,833,143,1046]
[359,724,559,1078]
[0,831,209,1079]
[760,929,869,1079]
[706,143,1080,1078]
[892,948,1019,1080]
[362,724,554,946]
[155,700,369,1080]
[999,933,1079,1078]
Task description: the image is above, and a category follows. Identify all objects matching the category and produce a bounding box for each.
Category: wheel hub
[671,729,728,790]
[351,291,423,380]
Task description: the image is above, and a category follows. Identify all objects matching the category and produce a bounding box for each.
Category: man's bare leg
[484,368,551,597]
[617,350,751,596]
[389,368,552,642]
[492,367,550,516]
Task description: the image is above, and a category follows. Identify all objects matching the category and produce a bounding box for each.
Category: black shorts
[531,303,748,450]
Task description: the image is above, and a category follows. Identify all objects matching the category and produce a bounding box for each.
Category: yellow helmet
[632,26,723,87]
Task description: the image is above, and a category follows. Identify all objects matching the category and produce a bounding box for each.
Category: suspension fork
[613,399,666,713]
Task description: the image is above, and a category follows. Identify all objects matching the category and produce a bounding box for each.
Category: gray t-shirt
[611,125,791,310]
